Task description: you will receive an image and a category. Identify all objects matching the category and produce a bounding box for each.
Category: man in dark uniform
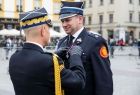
[9,8,86,95]
[55,1,113,95]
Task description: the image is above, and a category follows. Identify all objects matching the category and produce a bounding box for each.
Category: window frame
[129,12,133,23]
[99,14,103,24]
[129,0,133,4]
[89,0,92,8]
[16,0,23,12]
[109,14,113,23]
[88,16,92,25]
[100,0,104,6]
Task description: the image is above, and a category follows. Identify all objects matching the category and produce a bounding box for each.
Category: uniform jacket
[9,43,85,95]
[57,28,113,95]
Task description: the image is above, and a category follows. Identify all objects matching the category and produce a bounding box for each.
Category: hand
[68,46,83,56]
[68,46,83,68]
[54,47,69,60]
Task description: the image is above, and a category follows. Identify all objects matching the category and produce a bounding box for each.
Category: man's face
[61,15,81,35]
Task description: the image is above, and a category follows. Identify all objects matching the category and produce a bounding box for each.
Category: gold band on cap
[20,15,49,27]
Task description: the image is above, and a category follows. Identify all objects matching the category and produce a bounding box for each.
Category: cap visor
[60,14,77,19]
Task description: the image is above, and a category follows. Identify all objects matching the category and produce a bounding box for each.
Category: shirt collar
[26,41,44,51]
[72,27,84,42]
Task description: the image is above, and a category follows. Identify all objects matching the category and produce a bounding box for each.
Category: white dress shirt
[72,27,84,42]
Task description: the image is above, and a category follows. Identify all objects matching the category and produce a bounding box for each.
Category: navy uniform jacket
[56,28,113,95]
[9,43,85,95]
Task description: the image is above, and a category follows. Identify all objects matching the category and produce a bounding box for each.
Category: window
[88,16,92,25]
[0,0,2,10]
[129,13,133,22]
[16,0,23,12]
[34,0,41,9]
[109,14,113,23]
[99,15,103,24]
[6,24,13,29]
[83,1,86,8]
[53,3,60,14]
[99,14,103,35]
[129,0,133,4]
[54,26,60,32]
[89,0,92,8]
[100,0,104,5]
[110,0,114,4]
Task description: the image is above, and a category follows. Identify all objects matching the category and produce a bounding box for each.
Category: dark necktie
[67,35,74,47]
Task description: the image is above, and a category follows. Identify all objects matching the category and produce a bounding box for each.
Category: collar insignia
[75,38,82,45]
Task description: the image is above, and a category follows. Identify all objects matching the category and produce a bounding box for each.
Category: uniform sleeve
[60,54,86,89]
[91,41,113,95]
[43,48,85,90]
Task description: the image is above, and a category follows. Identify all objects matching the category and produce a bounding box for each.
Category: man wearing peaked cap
[19,8,52,29]
[55,1,113,95]
[9,7,86,95]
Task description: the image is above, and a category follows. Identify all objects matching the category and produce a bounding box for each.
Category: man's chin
[64,30,71,34]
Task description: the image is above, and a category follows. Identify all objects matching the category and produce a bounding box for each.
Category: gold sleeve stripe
[53,54,64,95]
[20,16,49,26]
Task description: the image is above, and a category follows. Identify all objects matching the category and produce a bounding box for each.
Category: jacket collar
[23,43,44,53]
[72,27,84,42]
[74,28,87,45]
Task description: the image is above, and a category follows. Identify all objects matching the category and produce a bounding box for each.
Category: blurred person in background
[5,36,11,60]
[109,37,115,58]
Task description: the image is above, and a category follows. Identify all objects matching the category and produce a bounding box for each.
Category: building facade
[0,0,76,34]
[82,0,140,43]
[0,0,44,30]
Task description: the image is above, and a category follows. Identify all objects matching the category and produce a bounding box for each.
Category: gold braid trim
[53,54,64,95]
[20,15,49,27]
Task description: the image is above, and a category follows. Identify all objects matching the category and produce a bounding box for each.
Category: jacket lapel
[74,28,87,45]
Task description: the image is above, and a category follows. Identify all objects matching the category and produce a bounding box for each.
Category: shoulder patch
[88,32,101,39]
[99,46,108,58]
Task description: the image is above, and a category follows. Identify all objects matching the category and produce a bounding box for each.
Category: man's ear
[77,15,83,24]
[79,16,84,22]
[40,25,45,37]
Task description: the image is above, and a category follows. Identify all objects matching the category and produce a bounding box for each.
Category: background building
[82,0,140,43]
[0,0,43,30]
[0,0,76,34]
